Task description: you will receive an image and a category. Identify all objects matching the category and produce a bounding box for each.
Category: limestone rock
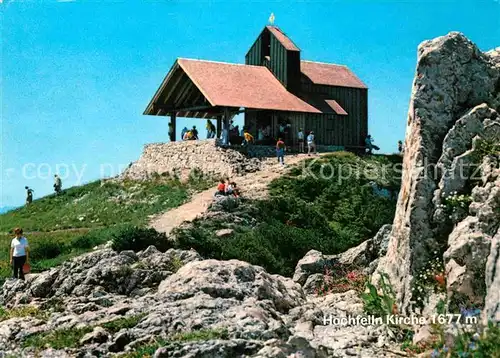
[444,217,492,307]
[374,31,500,313]
[484,228,500,323]
[80,327,110,345]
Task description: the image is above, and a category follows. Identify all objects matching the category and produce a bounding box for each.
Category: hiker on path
[206,120,216,139]
[307,131,316,156]
[181,127,189,141]
[168,122,175,142]
[276,138,286,165]
[297,128,305,153]
[54,175,62,195]
[365,134,380,154]
[25,186,34,206]
[10,228,29,281]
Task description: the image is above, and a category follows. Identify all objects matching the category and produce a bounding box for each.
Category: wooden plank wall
[301,84,368,146]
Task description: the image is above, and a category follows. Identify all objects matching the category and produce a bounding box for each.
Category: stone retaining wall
[122,139,262,180]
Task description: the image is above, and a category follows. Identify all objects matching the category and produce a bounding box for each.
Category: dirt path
[149,153,320,235]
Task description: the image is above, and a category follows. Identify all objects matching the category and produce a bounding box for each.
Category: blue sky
[1,0,499,207]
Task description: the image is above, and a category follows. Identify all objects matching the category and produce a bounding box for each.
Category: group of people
[215,178,240,198]
[180,126,199,141]
[24,175,62,206]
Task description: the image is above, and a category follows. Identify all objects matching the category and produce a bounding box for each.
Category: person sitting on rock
[215,179,226,197]
[181,127,188,140]
[231,182,240,198]
[225,181,234,196]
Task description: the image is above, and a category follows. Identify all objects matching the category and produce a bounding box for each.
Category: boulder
[444,217,492,307]
[80,327,110,345]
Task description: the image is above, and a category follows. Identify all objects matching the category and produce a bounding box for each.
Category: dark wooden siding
[245,35,262,66]
[286,51,301,94]
[246,28,301,93]
[269,35,288,87]
[301,82,368,146]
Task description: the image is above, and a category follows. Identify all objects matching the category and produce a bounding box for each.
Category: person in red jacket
[276,138,286,165]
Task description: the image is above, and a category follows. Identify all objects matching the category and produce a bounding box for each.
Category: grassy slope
[174,152,402,277]
[0,175,212,280]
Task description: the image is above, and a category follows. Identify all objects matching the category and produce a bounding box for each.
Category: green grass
[174,152,401,277]
[0,176,211,233]
[101,314,146,333]
[0,305,49,322]
[22,326,93,349]
[121,328,229,358]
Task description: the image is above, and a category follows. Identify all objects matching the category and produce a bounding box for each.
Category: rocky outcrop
[122,139,262,181]
[0,246,402,357]
[374,32,500,315]
[293,224,392,287]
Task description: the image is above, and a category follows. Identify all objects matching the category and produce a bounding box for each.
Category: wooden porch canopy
[143,58,322,119]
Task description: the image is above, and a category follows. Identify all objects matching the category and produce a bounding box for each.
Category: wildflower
[431,349,439,358]
[472,332,480,341]
[442,345,449,353]
[434,273,446,287]
[468,342,477,351]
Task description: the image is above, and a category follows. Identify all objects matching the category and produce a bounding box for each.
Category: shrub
[361,273,397,318]
[111,226,172,252]
[30,241,63,261]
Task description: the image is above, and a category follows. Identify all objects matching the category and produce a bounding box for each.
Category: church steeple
[245,25,301,94]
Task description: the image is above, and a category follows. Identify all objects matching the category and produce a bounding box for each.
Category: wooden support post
[216,115,222,139]
[170,112,177,142]
[223,108,230,145]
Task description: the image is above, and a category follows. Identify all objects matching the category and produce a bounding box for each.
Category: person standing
[191,126,199,140]
[398,140,404,155]
[276,138,286,165]
[54,174,62,194]
[10,228,29,280]
[297,128,305,153]
[307,131,316,156]
[206,120,216,139]
[25,186,34,206]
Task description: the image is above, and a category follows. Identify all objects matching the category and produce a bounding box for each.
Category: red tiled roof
[266,26,300,51]
[325,100,348,115]
[301,60,367,89]
[177,58,320,113]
